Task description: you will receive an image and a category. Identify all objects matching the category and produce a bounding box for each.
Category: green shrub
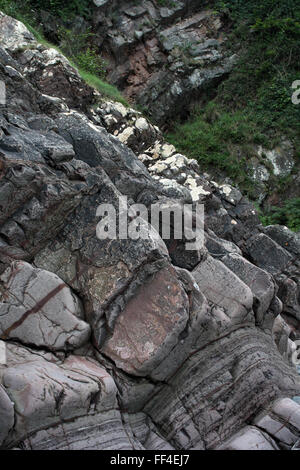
[260,198,300,232]
[57,27,107,78]
[27,0,92,20]
[214,0,300,139]
[166,102,265,186]
[57,27,93,57]
[156,0,177,7]
[166,0,300,227]
[78,71,129,107]
[0,0,128,106]
[74,48,107,78]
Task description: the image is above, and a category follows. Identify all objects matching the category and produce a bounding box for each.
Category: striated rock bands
[0,12,299,451]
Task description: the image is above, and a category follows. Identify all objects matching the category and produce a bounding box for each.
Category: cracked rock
[0,261,91,351]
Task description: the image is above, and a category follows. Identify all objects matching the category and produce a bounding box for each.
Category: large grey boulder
[246,232,300,326]
[246,233,293,276]
[0,12,36,52]
[102,264,190,377]
[0,261,91,350]
[0,343,119,446]
[0,149,106,271]
[253,412,299,446]
[221,253,276,328]
[264,225,300,257]
[33,182,174,350]
[192,255,254,325]
[144,327,299,449]
[272,398,300,431]
[217,426,279,450]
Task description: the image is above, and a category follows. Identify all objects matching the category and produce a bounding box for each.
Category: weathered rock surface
[40,1,237,125]
[0,384,14,446]
[0,11,95,112]
[192,255,254,324]
[220,253,276,328]
[102,264,190,377]
[253,412,299,447]
[12,3,299,205]
[0,12,299,451]
[217,426,279,450]
[0,261,90,350]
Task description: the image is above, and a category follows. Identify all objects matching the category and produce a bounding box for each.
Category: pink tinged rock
[102,266,189,376]
[0,261,91,350]
[1,345,118,444]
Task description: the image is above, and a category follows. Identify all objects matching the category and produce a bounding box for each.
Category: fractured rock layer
[0,12,299,450]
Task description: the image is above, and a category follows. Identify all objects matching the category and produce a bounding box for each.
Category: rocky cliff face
[88,0,236,126]
[0,12,299,450]
[35,1,299,205]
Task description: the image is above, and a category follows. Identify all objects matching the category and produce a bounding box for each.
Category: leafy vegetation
[24,0,92,20]
[0,0,128,105]
[259,198,300,231]
[0,0,299,229]
[57,27,107,78]
[156,0,177,7]
[167,102,268,197]
[167,0,300,230]
[214,0,300,140]
[0,0,90,22]
[78,71,129,106]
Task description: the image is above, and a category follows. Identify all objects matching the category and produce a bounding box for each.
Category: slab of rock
[272,398,300,432]
[34,182,172,349]
[0,137,107,266]
[205,230,242,257]
[144,327,299,449]
[264,225,300,257]
[0,261,90,351]
[246,232,300,324]
[221,253,276,327]
[192,255,254,325]
[273,315,292,361]
[146,266,245,382]
[19,408,172,450]
[21,410,144,450]
[253,412,298,446]
[0,343,118,446]
[102,265,189,377]
[144,430,175,451]
[246,233,293,275]
[0,123,75,165]
[277,276,300,322]
[0,12,36,52]
[217,426,279,450]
